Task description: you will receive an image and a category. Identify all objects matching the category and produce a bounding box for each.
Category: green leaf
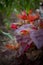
[1,31,13,40]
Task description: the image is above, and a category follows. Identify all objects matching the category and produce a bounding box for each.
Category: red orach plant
[17,10,39,23]
[18,11,27,20]
[10,23,18,29]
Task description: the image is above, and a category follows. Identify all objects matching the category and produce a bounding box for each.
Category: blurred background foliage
[0,0,40,17]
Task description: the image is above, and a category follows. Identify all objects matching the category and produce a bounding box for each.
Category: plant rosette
[17,24,43,50]
[14,24,38,54]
